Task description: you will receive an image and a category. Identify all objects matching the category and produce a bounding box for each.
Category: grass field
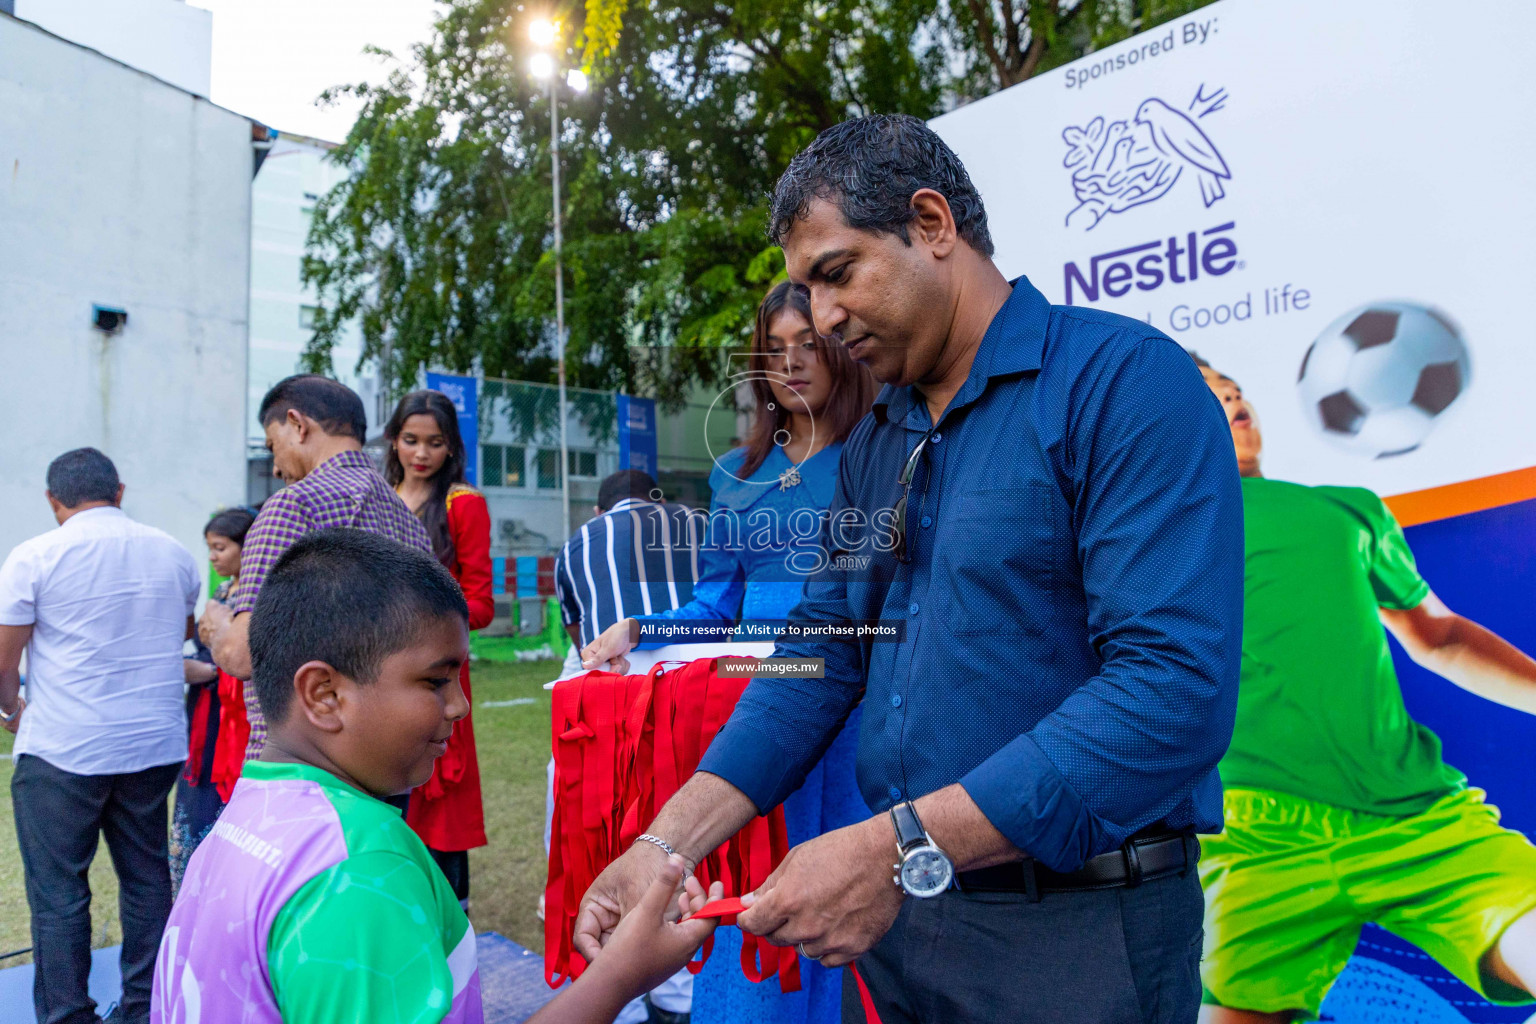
[0,657,557,967]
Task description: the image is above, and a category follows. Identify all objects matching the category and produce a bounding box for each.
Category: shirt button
[908,602,920,616]
[888,785,902,801]
[919,515,933,528]
[932,433,943,443]
[890,694,903,708]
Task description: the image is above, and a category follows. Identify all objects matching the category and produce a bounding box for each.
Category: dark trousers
[855,867,1205,1024]
[11,754,182,1024]
[428,847,471,904]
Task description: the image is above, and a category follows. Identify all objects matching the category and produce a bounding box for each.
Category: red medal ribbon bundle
[544,657,799,993]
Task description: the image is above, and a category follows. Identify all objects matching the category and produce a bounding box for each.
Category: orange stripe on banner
[1384,466,1536,528]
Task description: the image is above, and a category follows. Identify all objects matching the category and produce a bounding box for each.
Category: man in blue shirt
[576,114,1243,1022]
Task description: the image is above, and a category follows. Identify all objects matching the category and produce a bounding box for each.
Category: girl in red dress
[386,389,492,906]
[174,506,258,890]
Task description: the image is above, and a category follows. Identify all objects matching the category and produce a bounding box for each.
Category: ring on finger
[796,942,811,960]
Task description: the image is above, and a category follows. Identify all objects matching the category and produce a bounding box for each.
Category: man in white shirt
[0,448,200,1024]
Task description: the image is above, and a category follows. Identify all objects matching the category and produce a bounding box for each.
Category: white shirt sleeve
[0,543,39,626]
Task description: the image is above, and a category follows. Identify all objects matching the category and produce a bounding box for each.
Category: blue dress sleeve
[633,460,749,648]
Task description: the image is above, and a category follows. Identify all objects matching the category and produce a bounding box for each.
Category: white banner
[931,0,1536,497]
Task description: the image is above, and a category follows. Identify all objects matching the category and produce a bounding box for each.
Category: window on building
[536,448,561,489]
[482,445,501,487]
[567,449,597,478]
[299,305,320,329]
[481,444,525,488]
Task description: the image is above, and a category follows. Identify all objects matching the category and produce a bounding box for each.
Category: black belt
[956,829,1199,901]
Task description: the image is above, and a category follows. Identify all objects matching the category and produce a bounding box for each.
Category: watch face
[900,848,953,898]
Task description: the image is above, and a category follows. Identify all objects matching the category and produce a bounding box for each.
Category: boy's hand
[529,856,722,1024]
[591,855,722,996]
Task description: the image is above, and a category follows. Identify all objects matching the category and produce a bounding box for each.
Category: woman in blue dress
[585,280,877,1024]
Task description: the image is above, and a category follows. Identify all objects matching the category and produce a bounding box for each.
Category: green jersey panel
[263,764,479,1024]
[1223,478,1464,814]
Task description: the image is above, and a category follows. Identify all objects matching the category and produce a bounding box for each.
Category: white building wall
[248,134,378,451]
[10,0,213,97]
[0,14,250,588]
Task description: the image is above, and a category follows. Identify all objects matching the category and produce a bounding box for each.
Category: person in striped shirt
[549,470,703,1024]
[554,470,703,652]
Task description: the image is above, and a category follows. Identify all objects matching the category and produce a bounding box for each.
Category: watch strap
[890,800,926,853]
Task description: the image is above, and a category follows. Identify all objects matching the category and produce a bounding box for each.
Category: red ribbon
[852,963,884,1024]
[210,670,250,803]
[544,657,798,992]
[681,896,750,921]
[182,683,214,784]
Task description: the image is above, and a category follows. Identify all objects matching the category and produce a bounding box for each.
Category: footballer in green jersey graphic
[1190,355,1536,1024]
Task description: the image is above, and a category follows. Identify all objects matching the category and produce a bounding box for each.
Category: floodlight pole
[550,75,571,542]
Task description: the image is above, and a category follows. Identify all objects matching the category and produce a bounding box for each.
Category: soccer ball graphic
[1296,301,1470,458]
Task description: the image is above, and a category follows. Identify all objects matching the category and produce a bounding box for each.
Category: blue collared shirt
[697,276,1244,872]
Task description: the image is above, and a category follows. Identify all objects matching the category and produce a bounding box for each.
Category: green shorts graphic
[1199,786,1536,1016]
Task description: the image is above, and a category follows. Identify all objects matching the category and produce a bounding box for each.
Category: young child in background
[171,505,257,890]
[151,528,720,1024]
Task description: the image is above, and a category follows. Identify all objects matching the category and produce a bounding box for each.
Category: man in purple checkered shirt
[202,375,431,758]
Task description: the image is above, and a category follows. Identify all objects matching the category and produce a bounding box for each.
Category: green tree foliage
[302,0,1214,403]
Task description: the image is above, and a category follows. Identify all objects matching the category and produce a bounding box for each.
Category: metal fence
[473,376,742,560]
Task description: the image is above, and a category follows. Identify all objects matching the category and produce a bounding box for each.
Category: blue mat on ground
[0,945,122,1022]
[0,933,560,1024]
[478,932,563,1022]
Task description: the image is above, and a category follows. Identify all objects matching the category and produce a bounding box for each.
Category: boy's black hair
[1186,349,1239,387]
[249,528,468,726]
[597,469,659,512]
[257,374,368,443]
[46,447,120,507]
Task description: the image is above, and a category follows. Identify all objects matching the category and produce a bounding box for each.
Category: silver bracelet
[635,834,698,873]
[634,833,678,858]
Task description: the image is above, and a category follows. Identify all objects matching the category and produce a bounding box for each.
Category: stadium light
[523,22,587,540]
[529,18,557,47]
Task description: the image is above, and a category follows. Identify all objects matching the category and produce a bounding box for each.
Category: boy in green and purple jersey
[1192,356,1536,1024]
[152,529,722,1024]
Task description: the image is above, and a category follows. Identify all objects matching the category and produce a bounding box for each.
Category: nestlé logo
[1063,222,1239,305]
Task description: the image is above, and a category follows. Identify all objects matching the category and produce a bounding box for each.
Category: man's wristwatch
[890,800,954,898]
[0,704,17,723]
